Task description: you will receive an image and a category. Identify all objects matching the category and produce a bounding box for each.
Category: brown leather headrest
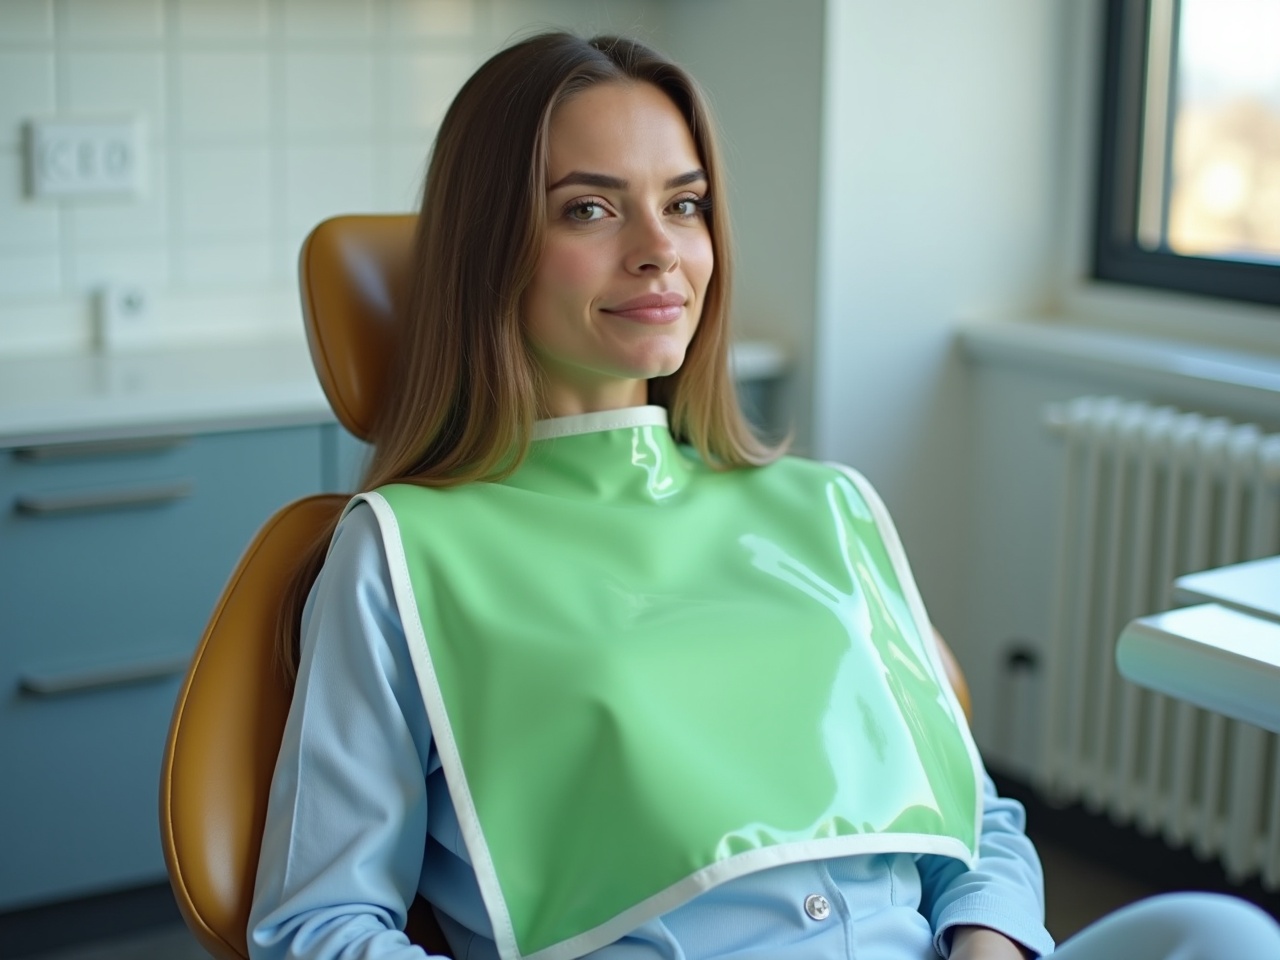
[299,214,417,442]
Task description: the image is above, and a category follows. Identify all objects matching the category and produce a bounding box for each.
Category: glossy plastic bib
[354,407,981,960]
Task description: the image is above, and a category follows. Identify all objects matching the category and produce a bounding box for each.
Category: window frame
[1093,0,1280,308]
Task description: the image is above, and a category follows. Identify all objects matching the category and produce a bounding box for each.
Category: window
[1094,0,1280,306]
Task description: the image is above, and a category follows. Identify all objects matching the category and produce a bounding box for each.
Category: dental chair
[158,214,974,960]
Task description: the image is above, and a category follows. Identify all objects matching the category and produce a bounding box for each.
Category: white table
[1173,556,1280,623]
[1116,557,1280,733]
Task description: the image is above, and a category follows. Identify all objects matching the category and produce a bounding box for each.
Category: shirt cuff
[933,892,1055,958]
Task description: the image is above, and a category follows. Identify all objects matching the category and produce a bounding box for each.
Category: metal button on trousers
[804,894,831,921]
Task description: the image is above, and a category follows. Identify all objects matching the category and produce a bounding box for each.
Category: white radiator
[1037,395,1280,889]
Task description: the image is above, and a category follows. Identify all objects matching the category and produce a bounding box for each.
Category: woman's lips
[602,292,687,323]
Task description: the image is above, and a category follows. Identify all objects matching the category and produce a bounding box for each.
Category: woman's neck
[537,377,648,419]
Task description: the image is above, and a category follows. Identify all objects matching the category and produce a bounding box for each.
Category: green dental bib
[349,406,981,960]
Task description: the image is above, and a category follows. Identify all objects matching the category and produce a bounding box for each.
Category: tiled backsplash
[0,0,661,355]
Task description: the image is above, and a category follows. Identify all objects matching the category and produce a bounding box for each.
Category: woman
[249,32,1280,960]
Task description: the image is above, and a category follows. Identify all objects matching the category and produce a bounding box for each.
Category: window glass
[1145,0,1280,263]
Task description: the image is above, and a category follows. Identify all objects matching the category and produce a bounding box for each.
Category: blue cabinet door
[0,425,324,910]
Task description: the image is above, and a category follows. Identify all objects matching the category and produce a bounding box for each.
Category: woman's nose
[624,215,679,274]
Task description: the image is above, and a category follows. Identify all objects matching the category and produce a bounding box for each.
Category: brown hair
[279,32,784,675]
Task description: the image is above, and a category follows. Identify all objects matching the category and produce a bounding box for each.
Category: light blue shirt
[249,502,1055,960]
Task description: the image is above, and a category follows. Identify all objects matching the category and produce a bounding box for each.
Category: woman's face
[524,81,714,417]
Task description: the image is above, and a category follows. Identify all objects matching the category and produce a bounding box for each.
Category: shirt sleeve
[248,502,447,960]
[916,771,1056,959]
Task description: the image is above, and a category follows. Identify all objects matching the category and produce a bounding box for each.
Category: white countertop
[0,338,790,448]
[0,339,332,447]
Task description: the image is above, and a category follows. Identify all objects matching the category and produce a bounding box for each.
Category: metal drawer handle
[14,480,195,516]
[12,435,189,462]
[20,654,191,697]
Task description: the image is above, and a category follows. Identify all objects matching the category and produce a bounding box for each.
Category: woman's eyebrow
[665,169,708,189]
[547,168,708,191]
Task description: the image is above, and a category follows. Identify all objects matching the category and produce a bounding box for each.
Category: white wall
[658,0,825,452]
[813,0,1064,659]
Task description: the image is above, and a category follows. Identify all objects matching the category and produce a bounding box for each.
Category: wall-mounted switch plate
[25,117,146,199]
[95,283,151,352]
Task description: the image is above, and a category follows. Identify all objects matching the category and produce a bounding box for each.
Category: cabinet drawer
[0,666,187,908]
[0,427,321,667]
[0,424,325,909]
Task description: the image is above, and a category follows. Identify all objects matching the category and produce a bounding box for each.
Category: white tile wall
[0,1,55,42]
[282,0,374,41]
[0,0,667,355]
[283,144,377,242]
[177,146,270,238]
[0,251,61,298]
[63,0,166,41]
[388,0,476,38]
[0,52,56,148]
[283,51,376,136]
[178,52,271,138]
[70,244,171,291]
[0,155,60,250]
[176,240,275,288]
[386,51,476,133]
[174,0,269,41]
[65,52,167,135]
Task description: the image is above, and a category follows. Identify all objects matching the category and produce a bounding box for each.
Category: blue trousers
[1048,892,1280,959]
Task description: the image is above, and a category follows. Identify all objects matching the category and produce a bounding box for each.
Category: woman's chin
[634,346,691,380]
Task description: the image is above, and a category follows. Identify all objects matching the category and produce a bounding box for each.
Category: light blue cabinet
[0,424,329,911]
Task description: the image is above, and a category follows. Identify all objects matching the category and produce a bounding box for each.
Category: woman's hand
[949,925,1034,960]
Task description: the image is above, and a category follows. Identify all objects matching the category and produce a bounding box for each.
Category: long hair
[279,32,785,676]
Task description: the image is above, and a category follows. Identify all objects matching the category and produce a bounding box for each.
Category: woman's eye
[566,201,606,222]
[669,196,706,218]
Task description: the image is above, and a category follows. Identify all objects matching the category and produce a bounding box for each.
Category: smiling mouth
[603,305,684,323]
[602,293,687,323]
